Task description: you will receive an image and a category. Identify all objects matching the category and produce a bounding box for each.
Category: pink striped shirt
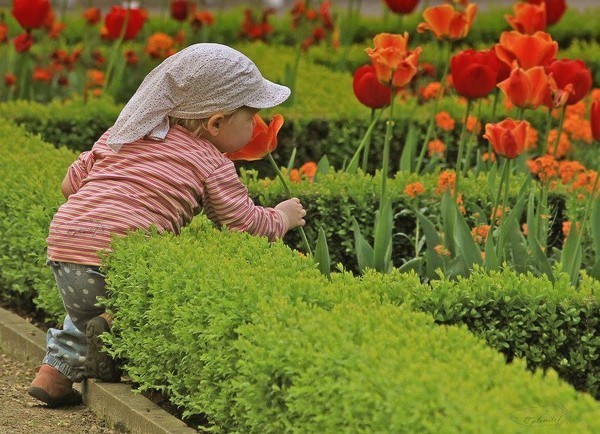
[47,126,286,266]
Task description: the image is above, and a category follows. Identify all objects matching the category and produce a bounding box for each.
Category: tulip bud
[352,65,391,109]
[484,118,530,159]
[450,49,498,100]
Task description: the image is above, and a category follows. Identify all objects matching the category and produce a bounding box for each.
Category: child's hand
[275,198,306,231]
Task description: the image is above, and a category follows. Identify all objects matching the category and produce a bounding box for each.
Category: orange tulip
[484,118,530,159]
[365,32,422,88]
[417,2,477,40]
[497,65,554,109]
[505,1,546,35]
[495,31,557,70]
[226,114,283,161]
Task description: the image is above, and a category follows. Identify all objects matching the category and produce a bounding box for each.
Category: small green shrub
[0,120,72,318]
[102,217,600,432]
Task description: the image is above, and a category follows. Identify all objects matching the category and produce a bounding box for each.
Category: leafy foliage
[102,217,600,432]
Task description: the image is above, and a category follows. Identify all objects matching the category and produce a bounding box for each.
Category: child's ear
[205,114,224,136]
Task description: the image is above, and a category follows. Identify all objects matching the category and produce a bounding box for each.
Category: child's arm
[63,150,96,198]
[204,162,306,240]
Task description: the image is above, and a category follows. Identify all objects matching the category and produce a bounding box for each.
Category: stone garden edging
[0,306,197,434]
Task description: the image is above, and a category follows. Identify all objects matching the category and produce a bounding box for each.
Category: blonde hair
[169,109,237,138]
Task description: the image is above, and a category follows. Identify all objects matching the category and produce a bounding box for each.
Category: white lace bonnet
[106,43,291,152]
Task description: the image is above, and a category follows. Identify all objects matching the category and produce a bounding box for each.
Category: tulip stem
[454,98,473,199]
[462,98,482,178]
[491,88,500,123]
[490,159,507,229]
[103,9,131,93]
[361,108,376,172]
[540,106,553,156]
[494,158,512,263]
[415,44,450,174]
[267,152,313,256]
[572,174,600,263]
[552,104,568,159]
[380,89,397,200]
[535,183,549,251]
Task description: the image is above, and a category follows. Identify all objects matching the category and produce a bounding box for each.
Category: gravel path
[0,352,123,434]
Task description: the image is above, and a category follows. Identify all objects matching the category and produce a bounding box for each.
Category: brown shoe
[28,364,82,407]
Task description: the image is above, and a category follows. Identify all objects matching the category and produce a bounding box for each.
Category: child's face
[208,107,260,154]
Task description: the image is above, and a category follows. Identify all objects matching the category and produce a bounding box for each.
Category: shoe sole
[28,386,82,408]
[85,316,121,382]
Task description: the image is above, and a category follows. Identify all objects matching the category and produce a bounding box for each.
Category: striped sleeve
[67,150,95,193]
[203,161,287,241]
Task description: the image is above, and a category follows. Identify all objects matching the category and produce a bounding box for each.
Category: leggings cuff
[43,354,85,383]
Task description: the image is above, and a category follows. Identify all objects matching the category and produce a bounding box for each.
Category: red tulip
[171,0,194,22]
[365,33,422,89]
[484,118,530,159]
[383,0,420,15]
[590,101,600,142]
[495,31,557,70]
[497,65,554,109]
[13,32,33,53]
[505,1,546,35]
[12,0,51,30]
[104,6,146,40]
[450,49,498,100]
[417,2,478,40]
[527,0,567,26]
[547,59,592,105]
[352,65,392,109]
[226,114,283,161]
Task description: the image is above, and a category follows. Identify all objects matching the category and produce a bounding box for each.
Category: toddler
[28,43,306,407]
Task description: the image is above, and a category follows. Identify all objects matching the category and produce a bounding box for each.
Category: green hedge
[2,118,600,424]
[102,218,600,433]
[366,267,600,399]
[0,120,73,318]
[0,97,121,153]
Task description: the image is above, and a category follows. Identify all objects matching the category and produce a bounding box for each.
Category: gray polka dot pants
[44,260,108,382]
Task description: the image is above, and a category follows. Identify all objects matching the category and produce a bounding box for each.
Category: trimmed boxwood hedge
[102,219,600,432]
[1,118,600,415]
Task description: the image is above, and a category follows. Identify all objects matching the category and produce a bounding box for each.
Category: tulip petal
[226,114,283,161]
[421,5,454,38]
[373,32,409,52]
